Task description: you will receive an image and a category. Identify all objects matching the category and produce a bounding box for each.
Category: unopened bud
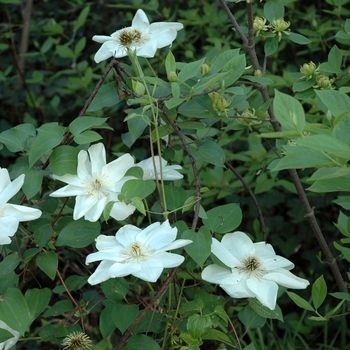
[132,80,145,95]
[200,63,210,76]
[167,71,178,82]
[254,69,263,77]
[316,75,334,89]
[300,61,317,77]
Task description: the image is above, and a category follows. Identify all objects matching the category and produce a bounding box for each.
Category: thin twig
[219,0,349,308]
[225,161,266,240]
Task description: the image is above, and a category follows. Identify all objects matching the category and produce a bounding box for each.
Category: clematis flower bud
[253,16,268,35]
[300,61,317,80]
[200,63,210,76]
[315,74,334,89]
[167,71,178,82]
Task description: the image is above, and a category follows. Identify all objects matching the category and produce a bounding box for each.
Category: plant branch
[220,0,349,307]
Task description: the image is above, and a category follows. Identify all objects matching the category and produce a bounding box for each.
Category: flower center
[83,174,112,199]
[117,28,148,48]
[238,255,265,278]
[120,242,154,263]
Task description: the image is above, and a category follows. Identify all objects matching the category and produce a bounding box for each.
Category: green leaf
[182,227,212,268]
[264,35,279,56]
[74,130,103,144]
[100,301,117,338]
[165,50,176,74]
[332,112,350,143]
[74,36,86,55]
[125,114,148,144]
[74,5,90,32]
[0,329,13,343]
[210,49,241,74]
[178,58,205,82]
[69,116,110,136]
[122,179,156,200]
[249,299,284,321]
[43,300,73,317]
[202,328,235,345]
[238,305,266,329]
[29,123,65,168]
[87,82,121,112]
[56,219,101,248]
[312,275,327,310]
[25,288,51,322]
[164,97,185,109]
[296,135,350,159]
[0,254,21,276]
[0,123,36,152]
[179,299,204,314]
[191,139,226,167]
[50,145,79,175]
[0,288,31,335]
[36,250,58,280]
[56,45,75,58]
[286,291,315,311]
[268,146,334,171]
[162,185,188,211]
[22,168,44,199]
[316,90,350,118]
[319,45,343,74]
[202,203,242,233]
[287,32,311,45]
[274,90,305,134]
[329,292,350,301]
[124,335,161,350]
[33,223,54,248]
[113,304,139,334]
[187,314,212,339]
[263,0,286,22]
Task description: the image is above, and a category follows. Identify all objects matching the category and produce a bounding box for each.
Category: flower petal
[0,216,18,244]
[95,235,120,250]
[132,9,150,31]
[87,260,115,285]
[115,224,141,247]
[0,173,24,205]
[154,252,185,268]
[135,258,165,282]
[104,153,135,182]
[246,278,278,310]
[264,269,310,289]
[223,231,256,261]
[2,204,42,221]
[109,262,141,278]
[210,237,241,268]
[92,35,113,43]
[109,201,136,221]
[88,143,107,174]
[201,264,234,284]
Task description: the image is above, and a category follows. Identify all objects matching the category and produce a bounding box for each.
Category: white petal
[76,149,91,180]
[133,40,158,58]
[263,269,310,289]
[0,216,18,244]
[73,195,105,221]
[150,22,184,33]
[115,224,141,247]
[149,27,179,48]
[94,42,114,63]
[132,9,150,31]
[109,262,141,278]
[87,260,115,285]
[51,174,83,187]
[2,204,42,221]
[262,255,295,271]
[49,184,86,197]
[85,250,124,264]
[0,173,24,205]
[246,278,278,310]
[138,220,176,248]
[210,237,241,268]
[95,235,120,250]
[161,239,192,251]
[0,168,11,193]
[109,201,136,221]
[92,35,113,43]
[222,231,256,261]
[88,143,107,174]
[104,153,135,182]
[201,264,234,284]
[135,258,164,282]
[154,252,185,268]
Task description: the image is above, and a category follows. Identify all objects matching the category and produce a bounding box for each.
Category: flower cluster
[0,168,42,245]
[92,9,183,63]
[50,143,183,222]
[85,220,192,284]
[201,231,309,310]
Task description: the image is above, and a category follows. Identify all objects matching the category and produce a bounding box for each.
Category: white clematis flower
[50,143,136,222]
[136,156,183,181]
[0,319,20,350]
[86,220,192,284]
[201,231,309,310]
[0,168,42,245]
[93,9,183,63]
